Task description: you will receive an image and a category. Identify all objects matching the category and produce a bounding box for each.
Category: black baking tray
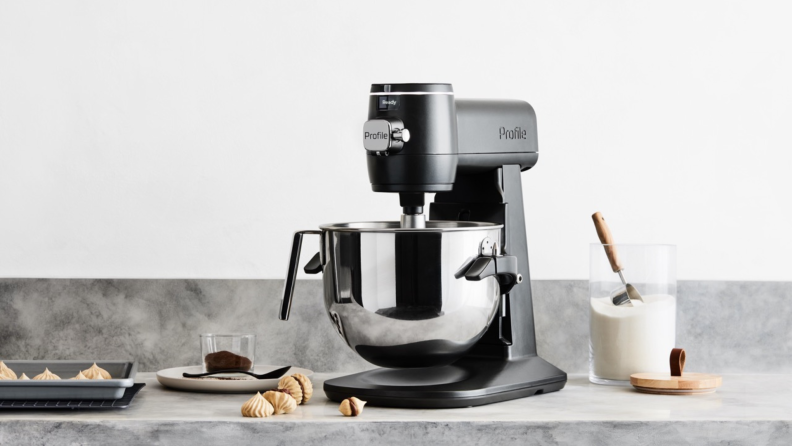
[0,360,137,400]
[0,383,145,410]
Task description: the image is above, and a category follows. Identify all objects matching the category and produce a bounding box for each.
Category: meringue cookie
[241,392,274,418]
[278,373,313,405]
[33,368,61,380]
[292,373,313,404]
[18,373,30,380]
[81,363,111,379]
[339,396,366,417]
[0,361,17,380]
[263,390,297,414]
[277,376,303,404]
[71,371,89,380]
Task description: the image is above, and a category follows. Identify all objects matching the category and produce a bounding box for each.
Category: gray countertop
[1,373,789,445]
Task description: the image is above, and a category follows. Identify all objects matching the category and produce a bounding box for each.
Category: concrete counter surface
[0,373,789,445]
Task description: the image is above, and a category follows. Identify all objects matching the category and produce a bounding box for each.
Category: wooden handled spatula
[592,212,645,306]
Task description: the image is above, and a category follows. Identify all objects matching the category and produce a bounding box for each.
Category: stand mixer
[280,83,566,408]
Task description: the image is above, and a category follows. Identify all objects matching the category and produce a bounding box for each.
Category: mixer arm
[280,230,322,321]
[460,254,523,294]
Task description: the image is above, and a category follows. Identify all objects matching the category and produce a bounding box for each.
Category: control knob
[363,118,409,153]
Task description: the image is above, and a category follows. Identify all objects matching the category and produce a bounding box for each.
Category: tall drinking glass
[589,244,676,385]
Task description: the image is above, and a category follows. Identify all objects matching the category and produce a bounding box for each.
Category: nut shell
[277,376,303,404]
[339,397,366,416]
[263,390,297,414]
[241,392,274,418]
[292,373,313,404]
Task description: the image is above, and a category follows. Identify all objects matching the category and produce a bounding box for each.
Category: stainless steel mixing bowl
[281,221,505,368]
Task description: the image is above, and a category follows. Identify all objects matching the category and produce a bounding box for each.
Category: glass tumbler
[200,334,255,372]
[589,244,676,385]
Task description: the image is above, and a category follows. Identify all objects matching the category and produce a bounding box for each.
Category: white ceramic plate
[156,365,313,393]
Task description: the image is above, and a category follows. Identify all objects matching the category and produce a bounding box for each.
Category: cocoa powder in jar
[204,350,253,372]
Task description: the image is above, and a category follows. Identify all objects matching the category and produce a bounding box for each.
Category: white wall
[1,1,790,280]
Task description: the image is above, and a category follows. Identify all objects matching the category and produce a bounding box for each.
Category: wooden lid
[630,348,722,395]
[630,372,722,394]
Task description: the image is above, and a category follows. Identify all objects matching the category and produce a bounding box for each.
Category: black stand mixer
[280,83,566,408]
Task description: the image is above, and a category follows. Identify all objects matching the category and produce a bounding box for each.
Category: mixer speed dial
[363,118,409,154]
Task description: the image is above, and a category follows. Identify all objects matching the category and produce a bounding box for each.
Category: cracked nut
[339,396,366,417]
[263,389,297,414]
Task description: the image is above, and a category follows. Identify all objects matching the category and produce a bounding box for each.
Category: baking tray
[0,383,145,410]
[0,360,137,400]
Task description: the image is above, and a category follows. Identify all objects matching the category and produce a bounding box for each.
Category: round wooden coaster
[630,372,722,395]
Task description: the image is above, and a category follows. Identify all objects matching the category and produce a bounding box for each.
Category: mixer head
[363,83,458,227]
[363,83,539,228]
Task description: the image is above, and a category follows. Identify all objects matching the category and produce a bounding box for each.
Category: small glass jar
[200,334,255,372]
[589,244,676,385]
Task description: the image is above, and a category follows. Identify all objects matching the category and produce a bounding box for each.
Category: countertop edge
[1,419,789,446]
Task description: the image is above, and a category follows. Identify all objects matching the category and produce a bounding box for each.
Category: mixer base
[323,355,567,408]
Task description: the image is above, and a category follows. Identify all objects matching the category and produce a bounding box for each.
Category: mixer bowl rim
[319,221,503,233]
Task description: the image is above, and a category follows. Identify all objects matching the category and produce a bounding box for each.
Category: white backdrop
[1,1,790,280]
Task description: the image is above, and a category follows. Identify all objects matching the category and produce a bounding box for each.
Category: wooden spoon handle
[592,212,623,273]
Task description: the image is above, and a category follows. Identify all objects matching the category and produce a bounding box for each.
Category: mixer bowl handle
[303,252,323,274]
[460,254,523,295]
[280,230,322,321]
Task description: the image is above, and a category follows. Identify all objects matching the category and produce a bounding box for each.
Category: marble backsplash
[0,279,789,373]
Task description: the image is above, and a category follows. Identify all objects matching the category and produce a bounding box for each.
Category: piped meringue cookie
[292,373,313,404]
[241,392,274,418]
[81,363,111,379]
[18,373,30,380]
[33,368,61,380]
[263,390,297,414]
[0,361,18,380]
[277,376,303,404]
[277,373,314,405]
[71,371,89,380]
[339,397,366,417]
